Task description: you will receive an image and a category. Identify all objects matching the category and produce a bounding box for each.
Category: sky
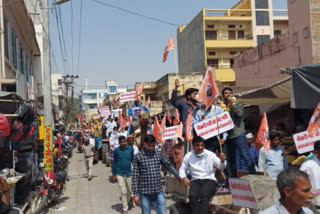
[49,0,287,94]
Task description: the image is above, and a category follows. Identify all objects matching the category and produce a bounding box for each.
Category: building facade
[177,0,288,85]
[234,0,320,87]
[51,73,64,125]
[0,0,41,99]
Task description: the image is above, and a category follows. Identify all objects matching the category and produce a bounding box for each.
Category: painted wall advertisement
[44,126,53,172]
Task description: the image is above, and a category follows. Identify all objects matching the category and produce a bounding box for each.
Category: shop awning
[236,77,291,106]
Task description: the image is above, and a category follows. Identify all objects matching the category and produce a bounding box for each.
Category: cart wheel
[169,202,190,214]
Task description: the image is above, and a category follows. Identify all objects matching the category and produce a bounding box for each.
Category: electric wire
[76,0,83,75]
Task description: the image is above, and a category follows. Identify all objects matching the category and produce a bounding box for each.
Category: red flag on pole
[161,112,166,132]
[163,36,175,63]
[146,96,151,108]
[173,108,180,126]
[185,112,193,142]
[176,122,184,141]
[167,111,172,125]
[307,102,320,136]
[135,83,143,101]
[152,116,164,144]
[256,112,270,152]
[196,66,219,110]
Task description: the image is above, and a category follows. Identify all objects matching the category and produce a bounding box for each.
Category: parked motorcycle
[30,170,67,214]
[62,141,73,158]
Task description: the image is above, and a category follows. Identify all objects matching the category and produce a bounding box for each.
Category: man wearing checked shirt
[258,130,288,179]
[132,134,179,214]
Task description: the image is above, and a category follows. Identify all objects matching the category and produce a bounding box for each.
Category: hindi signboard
[163,125,179,141]
[44,126,53,172]
[194,111,234,140]
[99,106,110,118]
[293,129,320,154]
[229,178,259,210]
[120,91,136,103]
[91,113,101,120]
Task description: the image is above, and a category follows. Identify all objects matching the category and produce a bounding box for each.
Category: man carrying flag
[163,36,174,63]
[307,102,320,137]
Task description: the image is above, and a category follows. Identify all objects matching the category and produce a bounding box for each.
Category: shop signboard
[44,126,53,172]
[194,111,234,140]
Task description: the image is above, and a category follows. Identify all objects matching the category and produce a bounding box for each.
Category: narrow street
[45,150,175,214]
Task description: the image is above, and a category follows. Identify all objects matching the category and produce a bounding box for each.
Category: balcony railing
[204,9,252,17]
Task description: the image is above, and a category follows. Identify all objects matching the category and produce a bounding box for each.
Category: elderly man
[259,168,314,214]
[237,133,259,171]
[258,130,288,179]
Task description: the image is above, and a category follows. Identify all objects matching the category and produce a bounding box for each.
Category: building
[177,0,288,85]
[79,89,109,121]
[234,0,320,87]
[51,73,64,126]
[0,0,41,99]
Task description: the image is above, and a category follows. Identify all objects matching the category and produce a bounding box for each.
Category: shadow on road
[111,203,123,213]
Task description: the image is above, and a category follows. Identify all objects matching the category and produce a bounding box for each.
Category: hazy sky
[49,0,287,93]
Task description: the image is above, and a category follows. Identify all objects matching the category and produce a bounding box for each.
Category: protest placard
[229,178,259,210]
[91,113,101,120]
[119,91,136,103]
[112,109,123,118]
[163,125,179,141]
[194,111,234,140]
[99,106,110,118]
[293,129,320,154]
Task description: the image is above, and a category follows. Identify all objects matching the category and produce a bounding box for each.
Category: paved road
[46,150,176,214]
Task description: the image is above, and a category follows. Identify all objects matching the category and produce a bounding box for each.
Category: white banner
[99,106,110,118]
[229,178,259,210]
[112,109,123,118]
[91,113,101,120]
[163,125,179,141]
[119,91,136,103]
[293,129,320,154]
[194,111,234,140]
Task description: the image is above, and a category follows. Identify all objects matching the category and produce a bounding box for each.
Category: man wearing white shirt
[300,141,320,190]
[179,136,226,214]
[106,117,118,138]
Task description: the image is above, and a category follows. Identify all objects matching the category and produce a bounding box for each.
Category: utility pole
[62,75,78,128]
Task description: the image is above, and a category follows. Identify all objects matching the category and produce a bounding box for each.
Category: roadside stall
[0,92,40,210]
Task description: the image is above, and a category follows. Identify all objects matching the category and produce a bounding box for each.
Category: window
[207,24,214,29]
[109,85,117,93]
[257,35,270,46]
[228,25,235,28]
[4,19,9,59]
[238,31,244,39]
[255,0,269,9]
[58,79,62,85]
[207,59,219,68]
[205,31,217,40]
[88,104,97,109]
[303,27,309,39]
[208,52,216,56]
[228,31,236,40]
[230,59,234,68]
[292,32,298,43]
[230,51,237,55]
[274,30,281,37]
[11,29,17,68]
[25,55,30,82]
[19,45,24,74]
[256,11,270,26]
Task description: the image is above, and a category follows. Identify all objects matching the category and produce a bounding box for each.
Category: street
[45,150,175,214]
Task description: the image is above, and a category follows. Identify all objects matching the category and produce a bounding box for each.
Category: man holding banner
[128,100,150,120]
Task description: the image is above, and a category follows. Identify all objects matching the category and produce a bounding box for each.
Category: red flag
[76,114,81,119]
[146,96,151,107]
[176,122,184,141]
[173,108,180,126]
[118,110,122,124]
[117,99,120,109]
[256,112,270,152]
[152,116,164,144]
[185,112,193,142]
[196,66,219,110]
[307,102,320,136]
[167,111,172,125]
[163,36,175,63]
[135,83,143,101]
[161,112,166,132]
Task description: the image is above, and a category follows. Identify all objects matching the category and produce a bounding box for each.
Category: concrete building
[51,73,64,125]
[177,0,288,85]
[0,0,41,99]
[234,0,320,87]
[79,89,109,121]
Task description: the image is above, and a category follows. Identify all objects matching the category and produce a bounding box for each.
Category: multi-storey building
[177,0,288,85]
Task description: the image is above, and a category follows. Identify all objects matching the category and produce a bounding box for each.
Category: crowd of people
[49,79,320,214]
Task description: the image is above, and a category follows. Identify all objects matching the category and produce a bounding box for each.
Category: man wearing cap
[237,133,259,171]
[127,135,139,155]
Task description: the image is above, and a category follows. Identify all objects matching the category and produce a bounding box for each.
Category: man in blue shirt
[237,133,259,171]
[128,100,150,120]
[112,136,134,214]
